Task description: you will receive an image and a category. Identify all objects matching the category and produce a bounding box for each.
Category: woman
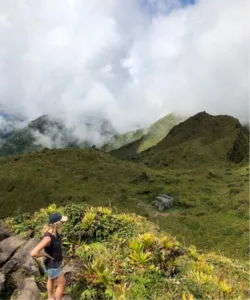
[30,212,68,300]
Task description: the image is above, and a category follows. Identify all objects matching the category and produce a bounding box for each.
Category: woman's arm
[30,236,53,259]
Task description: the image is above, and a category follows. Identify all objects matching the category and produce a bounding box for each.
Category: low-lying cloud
[0,0,249,137]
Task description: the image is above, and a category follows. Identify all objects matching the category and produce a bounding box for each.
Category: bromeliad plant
[5,203,250,300]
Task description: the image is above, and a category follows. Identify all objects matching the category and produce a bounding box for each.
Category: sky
[0,0,249,135]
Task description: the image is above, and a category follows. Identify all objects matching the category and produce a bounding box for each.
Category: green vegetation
[133,112,249,168]
[102,129,147,152]
[5,204,250,300]
[0,148,166,218]
[109,113,182,158]
[0,115,118,157]
[0,112,249,265]
[0,146,249,260]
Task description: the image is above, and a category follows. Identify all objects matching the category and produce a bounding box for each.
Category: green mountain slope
[3,203,249,300]
[102,128,147,152]
[0,113,24,144]
[108,113,183,158]
[0,115,118,157]
[0,115,80,157]
[0,147,248,260]
[136,112,249,168]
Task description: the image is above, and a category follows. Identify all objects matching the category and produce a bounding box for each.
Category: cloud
[0,114,26,145]
[0,0,249,138]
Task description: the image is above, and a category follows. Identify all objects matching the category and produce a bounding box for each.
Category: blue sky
[141,0,196,15]
[0,113,8,118]
[180,0,196,6]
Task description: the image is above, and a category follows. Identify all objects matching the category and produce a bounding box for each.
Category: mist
[0,0,249,138]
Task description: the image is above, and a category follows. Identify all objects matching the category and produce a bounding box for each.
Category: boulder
[0,236,27,265]
[10,269,26,291]
[11,277,41,300]
[0,271,5,292]
[2,238,41,276]
[63,263,79,286]
[62,296,73,300]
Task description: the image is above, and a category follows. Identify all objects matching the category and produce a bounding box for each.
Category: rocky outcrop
[0,236,27,265]
[11,277,41,300]
[0,228,43,300]
[2,238,41,275]
[0,221,75,299]
[0,271,5,292]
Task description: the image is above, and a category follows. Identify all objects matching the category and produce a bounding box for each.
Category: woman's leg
[55,272,66,300]
[47,277,55,300]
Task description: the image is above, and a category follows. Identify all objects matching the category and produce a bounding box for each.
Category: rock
[0,271,5,292]
[10,269,26,290]
[62,296,73,300]
[153,194,174,211]
[63,263,78,286]
[0,236,27,265]
[11,277,41,300]
[2,238,41,276]
[0,220,12,242]
[63,265,74,286]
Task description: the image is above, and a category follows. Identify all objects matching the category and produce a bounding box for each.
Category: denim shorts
[45,266,63,279]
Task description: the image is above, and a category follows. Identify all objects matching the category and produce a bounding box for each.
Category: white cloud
[0,0,249,137]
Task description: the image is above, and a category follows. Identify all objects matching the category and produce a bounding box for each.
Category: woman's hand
[45,253,53,260]
[30,236,52,258]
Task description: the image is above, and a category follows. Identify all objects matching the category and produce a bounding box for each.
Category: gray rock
[10,269,26,290]
[153,194,174,211]
[2,238,41,276]
[63,264,75,274]
[0,271,5,292]
[62,296,73,300]
[63,263,78,286]
[0,236,27,265]
[11,276,41,300]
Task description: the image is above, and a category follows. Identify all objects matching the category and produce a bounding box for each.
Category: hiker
[30,213,68,300]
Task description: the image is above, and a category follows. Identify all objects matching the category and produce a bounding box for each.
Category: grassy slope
[109,113,182,158]
[134,112,250,259]
[0,147,249,260]
[0,148,166,218]
[102,128,147,152]
[135,112,249,168]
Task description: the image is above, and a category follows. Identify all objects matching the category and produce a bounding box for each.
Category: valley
[0,116,248,260]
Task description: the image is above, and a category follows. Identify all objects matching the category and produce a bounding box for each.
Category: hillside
[134,112,249,168]
[1,204,249,299]
[0,148,249,260]
[0,115,117,157]
[0,115,79,157]
[0,113,24,144]
[102,128,147,153]
[0,148,165,218]
[108,113,182,158]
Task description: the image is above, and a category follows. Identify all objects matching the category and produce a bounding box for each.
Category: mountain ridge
[129,111,249,168]
[109,113,183,158]
[0,115,118,157]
